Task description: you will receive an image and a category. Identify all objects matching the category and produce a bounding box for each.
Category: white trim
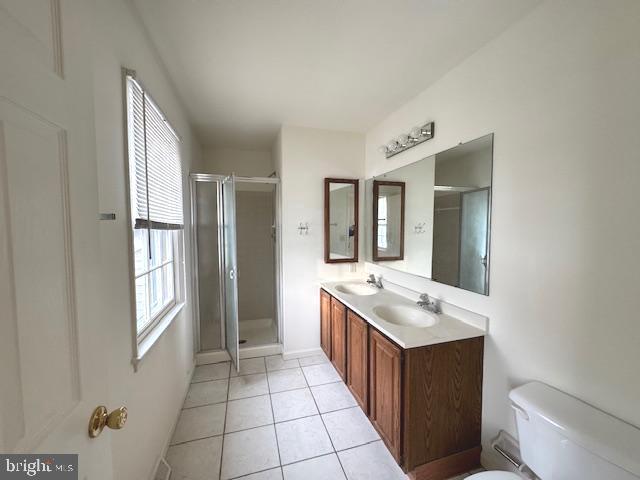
[195,344,283,366]
[196,350,230,366]
[133,302,185,370]
[239,344,282,358]
[282,347,323,361]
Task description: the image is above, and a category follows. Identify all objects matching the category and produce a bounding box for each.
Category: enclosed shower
[190,174,280,368]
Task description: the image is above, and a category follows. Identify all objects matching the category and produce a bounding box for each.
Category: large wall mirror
[365,133,493,295]
[325,178,359,263]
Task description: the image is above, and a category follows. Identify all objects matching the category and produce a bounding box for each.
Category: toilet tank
[509,382,640,480]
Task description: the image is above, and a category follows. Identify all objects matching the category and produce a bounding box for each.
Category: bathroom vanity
[320,283,486,480]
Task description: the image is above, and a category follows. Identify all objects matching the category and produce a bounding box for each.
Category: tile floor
[166,353,482,480]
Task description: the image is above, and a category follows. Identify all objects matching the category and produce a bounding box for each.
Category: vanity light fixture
[378,121,435,158]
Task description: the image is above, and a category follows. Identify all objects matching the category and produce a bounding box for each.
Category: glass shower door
[458,187,490,295]
[222,175,240,371]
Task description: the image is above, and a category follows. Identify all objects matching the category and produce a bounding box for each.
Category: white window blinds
[126,75,183,230]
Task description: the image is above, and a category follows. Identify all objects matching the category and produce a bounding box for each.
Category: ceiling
[132,0,540,149]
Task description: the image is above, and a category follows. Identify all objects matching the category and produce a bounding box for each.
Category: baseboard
[282,347,323,360]
[409,446,482,480]
[149,357,195,480]
[196,344,283,365]
[196,350,230,365]
[240,344,282,358]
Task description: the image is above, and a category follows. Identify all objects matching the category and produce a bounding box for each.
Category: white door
[0,1,114,478]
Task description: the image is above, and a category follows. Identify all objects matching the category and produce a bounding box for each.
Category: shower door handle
[229,268,235,280]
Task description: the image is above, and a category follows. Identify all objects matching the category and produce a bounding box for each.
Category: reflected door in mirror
[373,181,405,261]
[324,178,359,263]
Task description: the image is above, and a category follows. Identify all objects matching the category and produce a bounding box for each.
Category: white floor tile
[231,357,266,376]
[271,388,318,423]
[225,394,273,433]
[282,453,346,480]
[229,373,269,400]
[171,403,226,445]
[268,368,307,393]
[298,353,329,367]
[166,436,223,480]
[221,425,280,479]
[301,364,341,386]
[322,407,379,451]
[239,468,284,480]
[338,441,407,480]
[275,415,334,465]
[266,355,300,371]
[192,362,230,383]
[184,379,228,408]
[310,382,357,413]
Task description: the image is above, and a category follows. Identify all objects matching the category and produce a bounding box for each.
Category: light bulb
[410,126,422,139]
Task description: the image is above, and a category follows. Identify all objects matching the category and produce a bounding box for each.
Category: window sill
[132,302,185,371]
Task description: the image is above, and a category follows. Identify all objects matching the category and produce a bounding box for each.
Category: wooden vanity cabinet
[319,289,484,480]
[346,310,369,413]
[401,337,484,478]
[320,289,331,358]
[368,331,484,478]
[330,297,347,380]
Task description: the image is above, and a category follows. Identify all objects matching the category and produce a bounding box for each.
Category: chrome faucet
[366,274,383,289]
[417,293,440,314]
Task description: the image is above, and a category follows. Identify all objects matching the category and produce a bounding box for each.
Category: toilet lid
[467,472,522,480]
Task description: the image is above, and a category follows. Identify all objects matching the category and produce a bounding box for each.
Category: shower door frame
[189,173,283,354]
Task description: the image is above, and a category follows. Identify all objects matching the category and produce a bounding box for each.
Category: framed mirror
[324,178,359,263]
[372,180,405,261]
[365,133,493,295]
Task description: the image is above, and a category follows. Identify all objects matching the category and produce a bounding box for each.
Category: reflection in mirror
[365,134,493,295]
[373,181,405,261]
[324,178,359,263]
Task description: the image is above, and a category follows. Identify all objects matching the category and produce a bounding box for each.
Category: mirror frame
[324,178,359,263]
[372,180,405,262]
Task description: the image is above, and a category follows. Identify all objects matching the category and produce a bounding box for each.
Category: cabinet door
[320,290,331,358]
[369,329,402,462]
[347,311,368,413]
[330,297,347,380]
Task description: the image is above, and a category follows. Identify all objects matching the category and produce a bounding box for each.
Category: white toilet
[469,382,640,480]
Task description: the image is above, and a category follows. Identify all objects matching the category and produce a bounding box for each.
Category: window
[377,196,388,249]
[125,72,184,345]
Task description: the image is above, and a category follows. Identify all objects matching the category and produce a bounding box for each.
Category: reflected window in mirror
[373,180,405,261]
[365,133,493,295]
[324,178,359,263]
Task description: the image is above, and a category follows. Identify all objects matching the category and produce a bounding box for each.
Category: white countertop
[321,280,486,349]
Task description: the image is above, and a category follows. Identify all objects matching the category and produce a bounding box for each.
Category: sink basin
[334,283,379,296]
[373,304,438,328]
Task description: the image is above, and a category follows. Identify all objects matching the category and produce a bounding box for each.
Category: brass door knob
[88,406,128,438]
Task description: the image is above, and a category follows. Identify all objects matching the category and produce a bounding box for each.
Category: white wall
[200,147,274,177]
[364,0,640,469]
[277,126,365,356]
[91,1,202,478]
